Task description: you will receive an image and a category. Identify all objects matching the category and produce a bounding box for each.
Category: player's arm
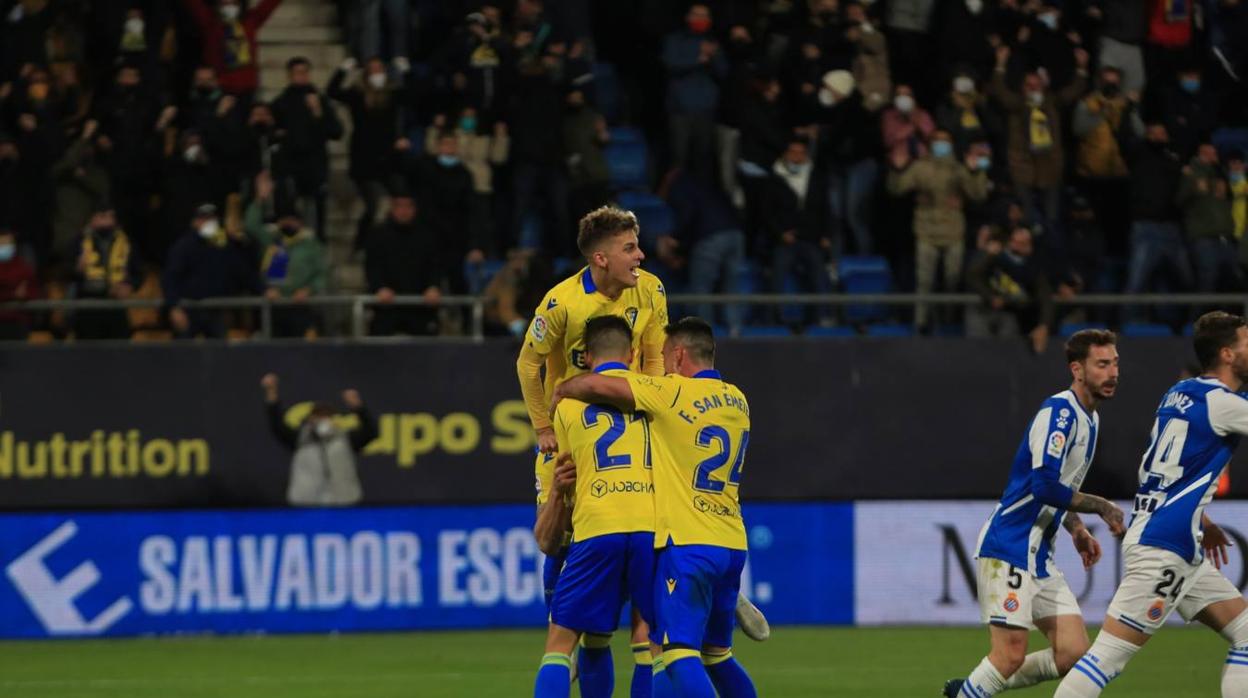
[640,281,670,376]
[1028,404,1125,533]
[1063,513,1102,569]
[534,453,575,556]
[1208,390,1248,437]
[516,294,567,451]
[553,373,636,413]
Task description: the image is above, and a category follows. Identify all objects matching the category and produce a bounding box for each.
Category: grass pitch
[0,626,1228,697]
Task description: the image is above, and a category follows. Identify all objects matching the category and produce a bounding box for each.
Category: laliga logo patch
[1148,600,1165,621]
[531,315,547,342]
[1047,431,1066,457]
[1003,593,1020,613]
[624,307,639,328]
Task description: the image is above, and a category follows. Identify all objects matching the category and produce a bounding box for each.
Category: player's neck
[590,267,625,300]
[1205,368,1243,392]
[1070,382,1099,414]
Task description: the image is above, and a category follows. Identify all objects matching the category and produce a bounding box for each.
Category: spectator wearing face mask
[0,227,39,341]
[51,119,111,272]
[181,0,283,97]
[159,129,232,261]
[662,3,728,181]
[1143,0,1193,91]
[365,192,441,336]
[330,56,411,249]
[966,225,1054,353]
[561,87,611,233]
[1158,65,1218,162]
[989,44,1089,248]
[69,203,141,340]
[1177,143,1242,293]
[260,374,376,507]
[426,107,509,249]
[246,172,326,337]
[814,71,882,256]
[433,8,512,119]
[881,84,936,164]
[1072,65,1143,250]
[271,56,344,241]
[764,138,833,325]
[163,203,263,338]
[407,132,483,289]
[887,130,991,330]
[935,73,1004,162]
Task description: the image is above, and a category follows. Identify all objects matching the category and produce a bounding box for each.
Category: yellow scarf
[81,231,131,286]
[1029,107,1053,152]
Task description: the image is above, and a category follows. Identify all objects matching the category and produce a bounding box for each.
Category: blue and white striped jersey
[976,390,1100,578]
[1123,378,1248,563]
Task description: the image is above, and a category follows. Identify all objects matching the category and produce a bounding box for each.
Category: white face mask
[1027,91,1044,106]
[315,420,335,438]
[367,73,386,89]
[894,95,915,113]
[965,0,983,14]
[125,18,144,35]
[184,144,204,162]
[954,76,975,94]
[220,4,240,20]
[818,88,836,107]
[198,219,219,238]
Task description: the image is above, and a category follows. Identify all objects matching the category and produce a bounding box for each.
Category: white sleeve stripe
[1029,407,1052,470]
[1207,390,1248,437]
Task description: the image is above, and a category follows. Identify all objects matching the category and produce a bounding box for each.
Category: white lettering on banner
[437,527,543,608]
[138,531,424,615]
[852,501,1248,626]
[6,520,132,634]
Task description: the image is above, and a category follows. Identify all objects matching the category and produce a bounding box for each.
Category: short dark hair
[286,56,311,71]
[309,402,335,419]
[1194,311,1247,370]
[576,206,638,257]
[584,315,633,360]
[1066,329,1117,363]
[665,317,715,365]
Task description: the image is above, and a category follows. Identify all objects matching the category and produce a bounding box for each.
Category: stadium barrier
[3,500,1245,638]
[0,337,1222,509]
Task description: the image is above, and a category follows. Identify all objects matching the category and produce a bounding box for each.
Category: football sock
[960,656,1007,697]
[1054,633,1140,697]
[1220,609,1248,696]
[631,642,653,698]
[534,652,572,698]
[652,657,678,698]
[665,650,716,698]
[703,650,757,698]
[577,634,614,698]
[1002,649,1058,689]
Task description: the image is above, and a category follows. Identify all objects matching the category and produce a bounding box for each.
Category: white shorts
[978,557,1081,630]
[1106,543,1241,635]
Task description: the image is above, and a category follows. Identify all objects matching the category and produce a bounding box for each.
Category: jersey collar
[593,361,628,373]
[693,369,722,380]
[581,267,596,294]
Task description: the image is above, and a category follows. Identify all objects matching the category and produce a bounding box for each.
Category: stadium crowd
[0,0,1245,342]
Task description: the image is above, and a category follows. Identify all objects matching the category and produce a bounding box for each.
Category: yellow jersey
[552,365,655,541]
[527,266,668,505]
[624,369,751,550]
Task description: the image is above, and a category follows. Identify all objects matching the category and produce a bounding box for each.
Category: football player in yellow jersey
[553,318,758,698]
[517,206,669,695]
[531,316,659,698]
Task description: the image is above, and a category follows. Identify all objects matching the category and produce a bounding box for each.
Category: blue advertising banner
[0,503,854,638]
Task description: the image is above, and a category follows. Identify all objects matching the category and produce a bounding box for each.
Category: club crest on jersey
[1148,600,1165,621]
[624,307,639,327]
[1047,431,1066,457]
[1003,593,1020,613]
[531,315,547,342]
[1056,408,1071,429]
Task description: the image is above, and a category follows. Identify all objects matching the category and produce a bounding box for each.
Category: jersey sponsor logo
[1047,431,1066,457]
[531,316,547,342]
[624,307,639,328]
[1002,593,1020,613]
[589,479,653,498]
[693,495,739,519]
[546,297,558,310]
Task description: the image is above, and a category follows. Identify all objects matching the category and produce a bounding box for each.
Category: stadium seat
[1058,322,1107,336]
[805,326,857,338]
[1213,127,1248,159]
[1182,323,1195,337]
[740,325,793,337]
[1121,323,1174,338]
[592,63,622,123]
[463,259,505,295]
[839,255,892,323]
[614,191,674,250]
[865,323,914,337]
[608,126,645,145]
[605,139,649,189]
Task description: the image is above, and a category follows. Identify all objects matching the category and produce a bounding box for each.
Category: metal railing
[3,292,1247,340]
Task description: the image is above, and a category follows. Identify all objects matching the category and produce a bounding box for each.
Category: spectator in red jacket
[0,227,40,341]
[181,0,284,97]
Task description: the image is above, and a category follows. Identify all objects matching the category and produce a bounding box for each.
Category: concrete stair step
[258,24,341,44]
[333,264,368,291]
[260,43,346,71]
[266,2,338,29]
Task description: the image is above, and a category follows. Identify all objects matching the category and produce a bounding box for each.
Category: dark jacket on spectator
[968,249,1055,330]
[1127,139,1183,222]
[1159,86,1219,162]
[159,151,230,258]
[935,91,1004,157]
[95,85,160,186]
[661,29,729,114]
[990,67,1087,189]
[1098,0,1149,43]
[763,161,830,243]
[1176,159,1235,240]
[665,169,744,247]
[270,84,344,184]
[738,92,789,169]
[51,138,110,263]
[817,92,883,166]
[408,154,481,264]
[562,104,609,186]
[365,218,439,295]
[163,230,260,305]
[180,0,282,96]
[509,73,564,167]
[328,69,405,182]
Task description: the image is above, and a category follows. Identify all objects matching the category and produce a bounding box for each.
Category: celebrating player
[1055,312,1248,698]
[532,316,659,698]
[945,329,1126,698]
[554,317,758,698]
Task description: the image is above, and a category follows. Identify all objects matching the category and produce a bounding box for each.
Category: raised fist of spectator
[1074,48,1090,68]
[392,56,410,74]
[18,114,36,132]
[255,170,275,200]
[170,307,190,332]
[394,137,411,151]
[81,119,98,141]
[217,95,237,117]
[304,93,322,116]
[342,389,362,410]
[340,57,358,73]
[995,45,1011,67]
[156,106,178,130]
[890,149,912,170]
[465,248,485,264]
[730,25,751,43]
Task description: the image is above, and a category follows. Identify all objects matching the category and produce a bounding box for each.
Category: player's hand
[342,389,362,410]
[1099,502,1127,537]
[1204,521,1234,569]
[536,426,558,454]
[1072,527,1101,569]
[260,373,279,402]
[169,306,190,332]
[552,453,576,497]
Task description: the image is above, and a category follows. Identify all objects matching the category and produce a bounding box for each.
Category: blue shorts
[550,532,656,635]
[654,544,747,649]
[543,549,566,611]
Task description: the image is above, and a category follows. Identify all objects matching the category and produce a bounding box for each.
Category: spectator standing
[1072,66,1143,250]
[407,131,482,291]
[847,2,892,113]
[1177,144,1241,292]
[70,204,141,340]
[181,0,283,97]
[260,373,375,507]
[1158,65,1219,162]
[966,225,1054,353]
[345,0,409,62]
[508,50,569,253]
[935,73,1003,164]
[817,74,882,256]
[163,203,262,338]
[1095,0,1149,93]
[245,173,327,337]
[426,108,508,252]
[365,193,440,336]
[1123,123,1192,309]
[1230,153,1247,263]
[0,226,39,341]
[883,0,938,106]
[662,3,728,181]
[562,88,611,235]
[481,248,552,337]
[50,119,110,272]
[271,57,344,240]
[881,84,936,164]
[764,139,832,324]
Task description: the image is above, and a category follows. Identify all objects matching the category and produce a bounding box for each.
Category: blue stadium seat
[592,63,622,123]
[552,257,578,277]
[865,323,914,337]
[839,255,892,323]
[1059,322,1107,336]
[609,126,645,145]
[1121,323,1174,338]
[605,140,648,189]
[1182,323,1195,337]
[805,326,857,338]
[1213,128,1248,159]
[463,259,506,295]
[740,325,793,337]
[614,191,674,250]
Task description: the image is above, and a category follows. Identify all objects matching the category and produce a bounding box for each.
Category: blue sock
[576,645,614,698]
[534,653,572,698]
[652,658,678,698]
[705,653,757,698]
[631,642,653,698]
[665,654,716,698]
